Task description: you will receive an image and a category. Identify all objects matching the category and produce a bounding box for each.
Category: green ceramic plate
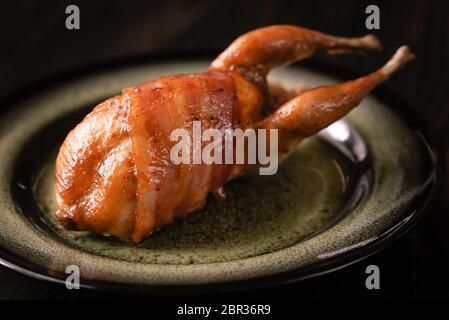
[0,58,439,292]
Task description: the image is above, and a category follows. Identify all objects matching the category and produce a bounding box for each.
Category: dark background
[0,0,448,300]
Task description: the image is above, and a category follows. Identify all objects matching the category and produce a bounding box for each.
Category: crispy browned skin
[55,25,414,243]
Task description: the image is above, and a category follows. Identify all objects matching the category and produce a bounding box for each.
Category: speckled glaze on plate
[0,58,439,292]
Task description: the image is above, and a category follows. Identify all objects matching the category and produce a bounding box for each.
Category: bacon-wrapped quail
[55,25,414,243]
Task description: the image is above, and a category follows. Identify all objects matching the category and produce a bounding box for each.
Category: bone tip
[362,34,382,51]
[394,45,416,64]
[382,45,415,76]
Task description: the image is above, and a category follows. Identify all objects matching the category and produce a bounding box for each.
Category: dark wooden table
[1,0,448,300]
